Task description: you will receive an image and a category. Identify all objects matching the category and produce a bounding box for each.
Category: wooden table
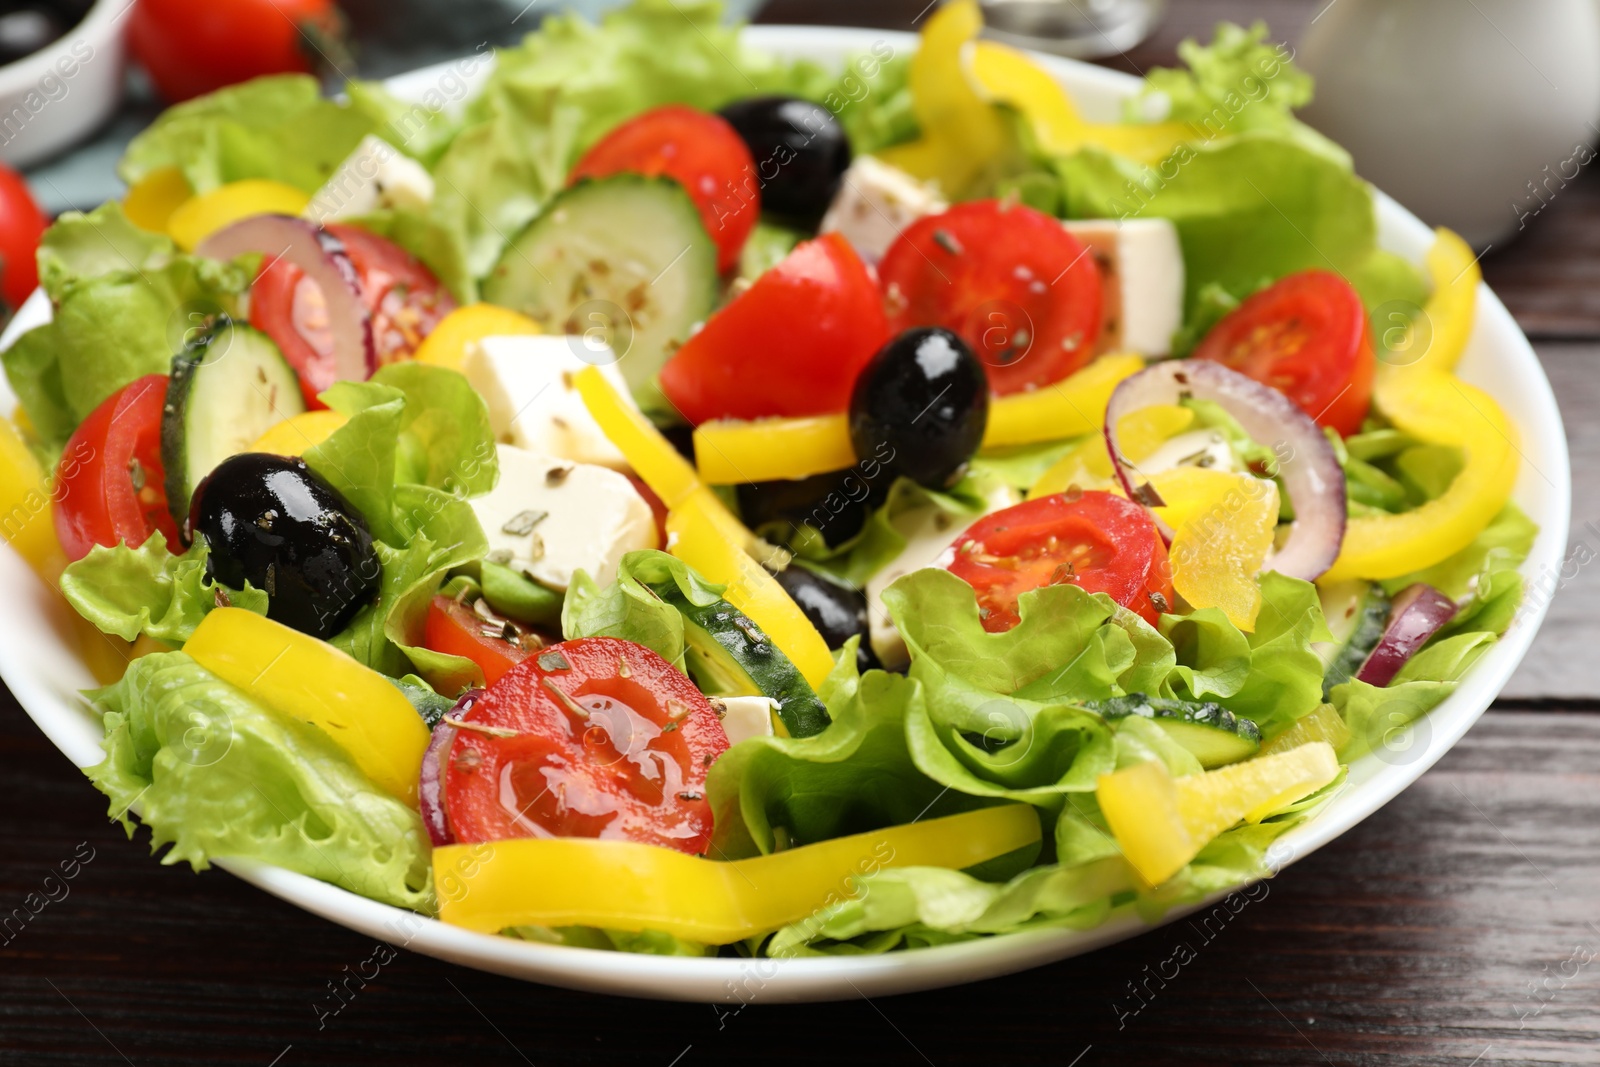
[3,2,1596,1064]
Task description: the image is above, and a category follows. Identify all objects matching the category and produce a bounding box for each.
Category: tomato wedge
[423,594,541,686]
[945,490,1172,631]
[443,636,730,854]
[251,223,455,407]
[570,104,758,273]
[53,375,181,562]
[878,200,1104,395]
[658,233,889,424]
[1192,269,1375,437]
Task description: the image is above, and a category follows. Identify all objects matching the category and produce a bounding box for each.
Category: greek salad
[0,0,1535,956]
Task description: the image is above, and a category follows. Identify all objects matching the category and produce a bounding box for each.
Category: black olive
[849,327,989,490]
[0,9,63,65]
[736,469,888,549]
[718,95,851,224]
[190,454,381,640]
[774,567,878,673]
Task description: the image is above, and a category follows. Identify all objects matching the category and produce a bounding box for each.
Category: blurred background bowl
[0,0,126,168]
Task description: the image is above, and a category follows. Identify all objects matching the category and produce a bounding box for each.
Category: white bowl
[0,26,1571,1003]
[0,0,129,168]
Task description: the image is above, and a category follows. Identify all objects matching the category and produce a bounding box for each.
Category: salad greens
[91,651,433,911]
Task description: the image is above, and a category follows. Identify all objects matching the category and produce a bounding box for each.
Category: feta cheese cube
[463,335,634,469]
[305,135,436,222]
[710,695,778,746]
[819,156,948,263]
[472,445,656,592]
[1060,217,1185,358]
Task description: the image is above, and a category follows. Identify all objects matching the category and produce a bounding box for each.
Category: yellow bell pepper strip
[249,410,349,457]
[969,40,1193,165]
[694,413,855,485]
[1149,467,1279,631]
[434,803,1041,943]
[166,180,311,252]
[1259,703,1350,758]
[1319,369,1518,583]
[1098,742,1339,885]
[1410,227,1479,374]
[980,352,1144,450]
[411,304,541,371]
[185,608,430,805]
[876,1,1010,196]
[0,415,66,579]
[667,494,835,690]
[122,166,192,234]
[1029,402,1192,496]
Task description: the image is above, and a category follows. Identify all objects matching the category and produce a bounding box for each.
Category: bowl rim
[0,24,1572,1003]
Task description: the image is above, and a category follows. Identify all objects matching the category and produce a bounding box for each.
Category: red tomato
[52,376,181,562]
[0,166,46,312]
[129,0,345,103]
[250,222,455,407]
[945,490,1173,631]
[569,105,757,273]
[1192,270,1375,437]
[443,637,729,854]
[878,200,1104,395]
[423,595,539,687]
[658,233,889,424]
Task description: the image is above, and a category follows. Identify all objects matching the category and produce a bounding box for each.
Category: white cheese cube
[472,446,656,592]
[1134,428,1241,477]
[865,483,1022,670]
[305,135,436,222]
[1060,217,1184,358]
[710,695,777,746]
[463,335,634,469]
[819,156,948,263]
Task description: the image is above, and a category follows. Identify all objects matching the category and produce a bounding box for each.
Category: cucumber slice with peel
[1092,693,1262,769]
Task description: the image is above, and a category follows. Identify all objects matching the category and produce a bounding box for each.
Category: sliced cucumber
[1315,580,1390,696]
[482,175,719,397]
[162,317,307,531]
[648,581,830,739]
[1094,694,1262,769]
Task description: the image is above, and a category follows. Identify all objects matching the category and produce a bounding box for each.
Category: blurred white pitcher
[1299,0,1600,247]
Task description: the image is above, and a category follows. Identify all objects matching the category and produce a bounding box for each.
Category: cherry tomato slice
[1192,269,1375,437]
[945,490,1172,631]
[878,200,1104,396]
[423,594,541,687]
[443,636,730,854]
[250,223,456,407]
[53,375,181,562]
[0,165,46,312]
[658,233,889,424]
[569,104,758,273]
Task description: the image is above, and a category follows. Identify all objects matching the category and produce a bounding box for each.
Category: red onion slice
[1104,359,1347,581]
[1355,583,1458,687]
[419,689,481,847]
[198,214,376,383]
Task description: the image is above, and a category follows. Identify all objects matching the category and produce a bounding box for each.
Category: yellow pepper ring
[434,803,1042,944]
[167,179,311,252]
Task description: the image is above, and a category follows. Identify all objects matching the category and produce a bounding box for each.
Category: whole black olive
[737,469,889,549]
[849,327,989,490]
[775,567,878,672]
[190,454,380,639]
[718,95,851,223]
[0,10,63,66]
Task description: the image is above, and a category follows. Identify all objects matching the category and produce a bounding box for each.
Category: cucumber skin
[1322,586,1391,698]
[652,583,831,739]
[1091,693,1262,769]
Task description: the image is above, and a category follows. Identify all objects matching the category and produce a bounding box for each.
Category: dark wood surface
[4,2,1598,1064]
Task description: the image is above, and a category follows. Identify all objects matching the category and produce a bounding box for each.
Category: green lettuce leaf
[706,642,967,861]
[88,651,433,911]
[562,548,726,669]
[59,534,267,644]
[3,237,254,448]
[119,75,377,194]
[344,208,477,304]
[35,202,178,302]
[1332,631,1496,763]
